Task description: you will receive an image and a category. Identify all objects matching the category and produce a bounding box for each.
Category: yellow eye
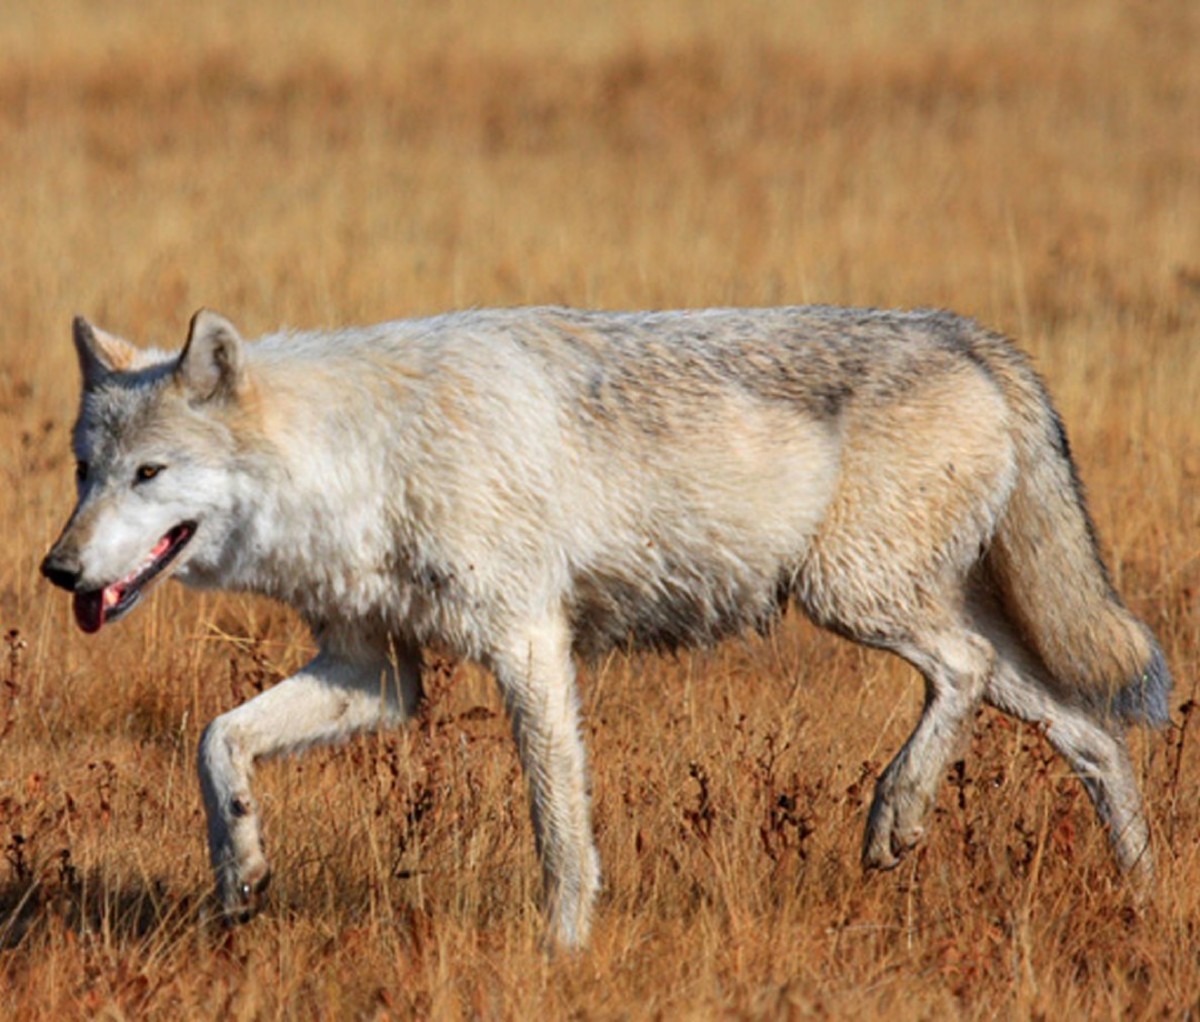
[135,464,163,483]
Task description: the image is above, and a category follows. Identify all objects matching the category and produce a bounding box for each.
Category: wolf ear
[178,309,245,403]
[73,316,139,388]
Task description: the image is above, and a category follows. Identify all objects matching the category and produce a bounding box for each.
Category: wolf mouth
[73,522,197,634]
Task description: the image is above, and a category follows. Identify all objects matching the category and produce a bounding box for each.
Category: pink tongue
[69,535,172,634]
[73,590,108,634]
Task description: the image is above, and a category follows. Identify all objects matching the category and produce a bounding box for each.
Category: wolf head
[42,310,250,633]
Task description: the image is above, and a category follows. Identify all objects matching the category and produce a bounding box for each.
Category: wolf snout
[41,548,82,591]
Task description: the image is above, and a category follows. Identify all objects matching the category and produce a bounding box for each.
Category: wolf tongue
[67,530,183,635]
[73,590,107,634]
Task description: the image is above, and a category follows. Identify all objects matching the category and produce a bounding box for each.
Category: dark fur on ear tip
[71,314,137,382]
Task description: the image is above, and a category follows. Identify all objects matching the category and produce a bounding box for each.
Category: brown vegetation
[1,0,1198,1016]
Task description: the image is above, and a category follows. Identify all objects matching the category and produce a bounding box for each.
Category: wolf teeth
[103,535,176,609]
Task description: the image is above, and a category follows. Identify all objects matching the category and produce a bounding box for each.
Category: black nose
[41,552,81,592]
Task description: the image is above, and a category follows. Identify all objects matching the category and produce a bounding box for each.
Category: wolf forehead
[73,367,214,459]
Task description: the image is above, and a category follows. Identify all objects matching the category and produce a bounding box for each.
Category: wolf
[41,304,1169,949]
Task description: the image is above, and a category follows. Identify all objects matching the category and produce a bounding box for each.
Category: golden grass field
[2,0,1199,1017]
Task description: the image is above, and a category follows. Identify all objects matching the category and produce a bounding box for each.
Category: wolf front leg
[491,611,601,951]
[197,647,423,921]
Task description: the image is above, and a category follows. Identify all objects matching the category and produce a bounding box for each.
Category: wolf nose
[41,552,81,592]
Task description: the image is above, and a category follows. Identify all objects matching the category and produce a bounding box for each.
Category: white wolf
[42,305,1169,949]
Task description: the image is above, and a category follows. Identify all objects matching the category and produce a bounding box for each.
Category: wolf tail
[973,331,1171,726]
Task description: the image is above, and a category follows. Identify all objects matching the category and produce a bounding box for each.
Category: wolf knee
[197,716,256,830]
[197,715,251,793]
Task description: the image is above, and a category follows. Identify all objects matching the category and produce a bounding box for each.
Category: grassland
[1,0,1198,1017]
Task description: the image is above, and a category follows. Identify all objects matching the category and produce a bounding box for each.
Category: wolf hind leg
[197,647,423,921]
[861,623,996,869]
[969,588,1153,879]
[489,610,600,952]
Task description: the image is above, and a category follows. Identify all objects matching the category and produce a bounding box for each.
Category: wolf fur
[41,305,1170,949]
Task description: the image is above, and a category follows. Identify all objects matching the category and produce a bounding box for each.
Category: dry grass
[1,0,1199,1017]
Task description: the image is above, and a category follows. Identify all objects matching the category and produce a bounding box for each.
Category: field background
[1,0,1199,1017]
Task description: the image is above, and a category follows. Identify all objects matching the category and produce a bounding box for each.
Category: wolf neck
[209,337,426,635]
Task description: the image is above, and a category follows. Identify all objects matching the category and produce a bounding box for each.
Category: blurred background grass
[1,1,1198,1017]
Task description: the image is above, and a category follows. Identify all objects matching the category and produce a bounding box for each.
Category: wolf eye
[134,463,164,484]
[75,460,88,483]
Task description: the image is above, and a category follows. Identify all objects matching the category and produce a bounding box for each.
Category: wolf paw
[862,787,927,870]
[220,863,272,925]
